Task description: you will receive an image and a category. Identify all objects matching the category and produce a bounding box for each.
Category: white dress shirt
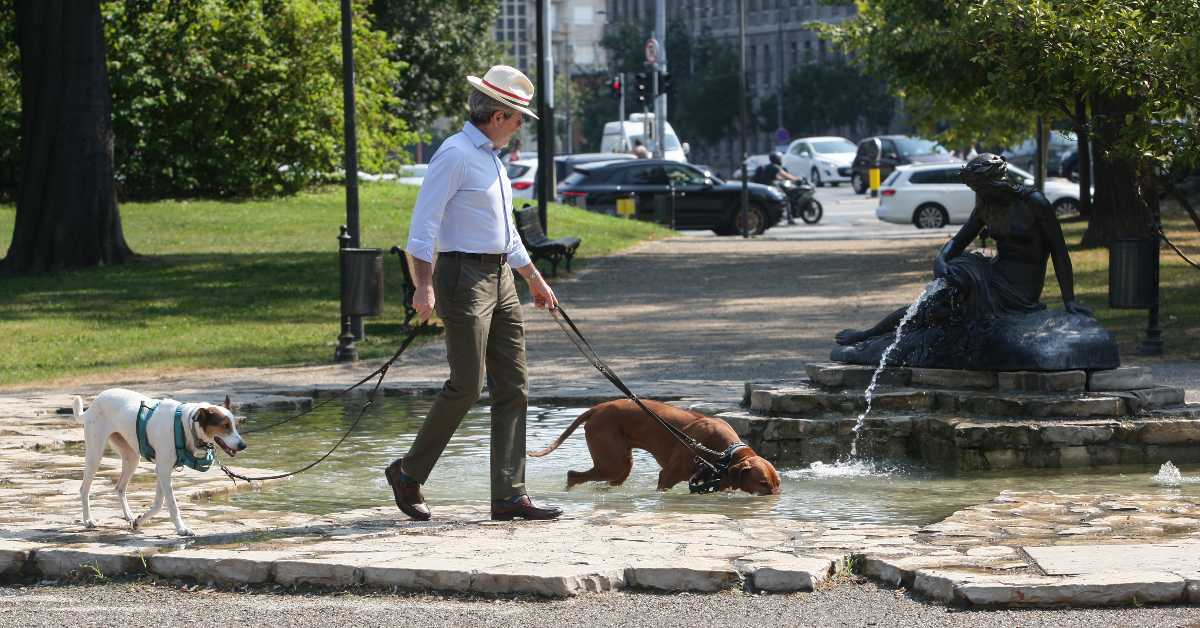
[406,122,532,269]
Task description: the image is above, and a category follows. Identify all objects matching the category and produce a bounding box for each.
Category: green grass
[0,184,670,387]
[1055,207,1200,360]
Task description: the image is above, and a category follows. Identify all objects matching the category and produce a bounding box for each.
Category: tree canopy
[369,0,503,133]
[829,0,1200,244]
[755,59,895,140]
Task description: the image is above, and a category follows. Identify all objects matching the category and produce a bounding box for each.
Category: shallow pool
[214,397,1200,525]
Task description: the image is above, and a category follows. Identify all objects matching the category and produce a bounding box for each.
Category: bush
[104,0,417,198]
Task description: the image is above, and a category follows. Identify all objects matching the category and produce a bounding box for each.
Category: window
[791,41,798,65]
[908,169,958,184]
[894,137,948,156]
[666,165,706,185]
[764,45,771,84]
[627,165,669,185]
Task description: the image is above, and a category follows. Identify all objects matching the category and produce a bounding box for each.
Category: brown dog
[530,399,781,495]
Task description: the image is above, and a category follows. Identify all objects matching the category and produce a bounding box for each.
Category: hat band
[482,79,531,107]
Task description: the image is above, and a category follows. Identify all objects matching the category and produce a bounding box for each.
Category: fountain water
[1152,461,1200,486]
[850,278,945,457]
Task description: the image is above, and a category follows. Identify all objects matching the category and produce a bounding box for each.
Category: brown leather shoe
[384,458,431,521]
[491,495,562,521]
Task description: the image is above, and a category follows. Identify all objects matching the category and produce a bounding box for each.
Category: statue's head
[960,153,1016,196]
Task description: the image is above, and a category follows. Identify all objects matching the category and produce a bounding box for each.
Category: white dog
[73,388,246,536]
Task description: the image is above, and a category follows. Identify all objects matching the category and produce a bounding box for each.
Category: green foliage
[829,0,1200,173]
[755,60,894,138]
[102,0,414,199]
[369,0,503,133]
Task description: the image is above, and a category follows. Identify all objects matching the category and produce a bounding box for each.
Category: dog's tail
[528,407,596,457]
[71,396,86,422]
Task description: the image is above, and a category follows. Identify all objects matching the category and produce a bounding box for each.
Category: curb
[0,543,833,598]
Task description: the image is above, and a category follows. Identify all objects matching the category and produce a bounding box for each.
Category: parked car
[875,163,1086,229]
[507,158,537,199]
[1002,131,1077,177]
[397,163,428,186]
[850,135,957,194]
[528,152,637,201]
[556,159,787,235]
[782,136,857,187]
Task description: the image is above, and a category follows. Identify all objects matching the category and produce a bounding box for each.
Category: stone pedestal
[733,363,1196,473]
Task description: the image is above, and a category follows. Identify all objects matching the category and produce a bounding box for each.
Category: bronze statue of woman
[836,153,1093,352]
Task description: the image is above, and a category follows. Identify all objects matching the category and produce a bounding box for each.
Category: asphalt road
[3,579,1199,627]
[683,183,956,241]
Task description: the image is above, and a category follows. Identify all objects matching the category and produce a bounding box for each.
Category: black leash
[218,326,425,483]
[550,305,723,474]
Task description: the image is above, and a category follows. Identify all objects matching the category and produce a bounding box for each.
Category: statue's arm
[934,212,982,277]
[1038,194,1093,317]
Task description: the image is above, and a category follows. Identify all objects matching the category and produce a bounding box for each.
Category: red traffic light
[609,76,622,100]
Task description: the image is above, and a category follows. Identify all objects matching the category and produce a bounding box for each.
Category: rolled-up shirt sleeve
[405,146,465,263]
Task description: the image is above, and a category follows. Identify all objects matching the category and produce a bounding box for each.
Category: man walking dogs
[386,65,562,522]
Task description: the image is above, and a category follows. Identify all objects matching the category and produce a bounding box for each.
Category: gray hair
[468,89,517,125]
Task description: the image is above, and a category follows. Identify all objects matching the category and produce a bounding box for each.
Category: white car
[397,164,428,186]
[782,136,856,187]
[507,158,537,199]
[876,163,1084,229]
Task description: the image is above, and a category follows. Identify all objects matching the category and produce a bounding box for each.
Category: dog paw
[82,519,97,529]
[175,527,195,537]
[132,516,145,530]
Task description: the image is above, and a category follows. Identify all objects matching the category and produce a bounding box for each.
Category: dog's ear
[223,395,232,411]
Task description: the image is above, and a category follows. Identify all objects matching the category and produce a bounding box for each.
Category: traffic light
[634,72,649,104]
[608,76,622,101]
[658,71,672,95]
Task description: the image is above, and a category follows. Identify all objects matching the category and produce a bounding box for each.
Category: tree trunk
[2,1,132,274]
[1075,95,1091,218]
[1080,92,1151,248]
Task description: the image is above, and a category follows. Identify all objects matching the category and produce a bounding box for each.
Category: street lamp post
[335,0,363,360]
[535,0,554,231]
[739,0,749,238]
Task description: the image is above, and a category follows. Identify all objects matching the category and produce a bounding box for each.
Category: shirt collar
[462,122,498,153]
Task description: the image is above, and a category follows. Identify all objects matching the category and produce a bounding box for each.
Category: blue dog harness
[136,402,215,472]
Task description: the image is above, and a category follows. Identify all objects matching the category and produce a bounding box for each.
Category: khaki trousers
[403,255,528,499]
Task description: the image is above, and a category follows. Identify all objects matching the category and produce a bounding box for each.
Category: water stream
[850,278,945,456]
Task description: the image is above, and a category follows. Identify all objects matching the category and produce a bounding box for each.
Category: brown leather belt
[440,251,507,264]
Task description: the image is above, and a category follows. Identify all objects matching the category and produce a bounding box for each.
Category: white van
[600,113,688,162]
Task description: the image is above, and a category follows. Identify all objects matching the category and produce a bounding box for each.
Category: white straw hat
[467,65,539,120]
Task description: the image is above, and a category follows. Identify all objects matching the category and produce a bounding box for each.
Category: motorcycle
[778,178,823,224]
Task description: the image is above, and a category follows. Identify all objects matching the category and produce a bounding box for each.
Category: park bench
[513,204,581,277]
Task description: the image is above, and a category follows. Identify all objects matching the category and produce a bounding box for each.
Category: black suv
[556,159,786,235]
[850,135,956,194]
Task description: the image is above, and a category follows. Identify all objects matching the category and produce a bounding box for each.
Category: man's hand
[528,271,558,310]
[414,284,435,322]
[1064,300,1094,318]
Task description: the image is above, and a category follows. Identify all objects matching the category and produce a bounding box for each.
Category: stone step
[746,384,1187,420]
[804,362,1168,394]
[725,407,1200,471]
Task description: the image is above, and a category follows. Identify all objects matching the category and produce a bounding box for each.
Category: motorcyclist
[754,151,800,224]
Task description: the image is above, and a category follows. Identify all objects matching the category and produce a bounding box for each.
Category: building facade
[493,0,608,77]
[604,0,894,174]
